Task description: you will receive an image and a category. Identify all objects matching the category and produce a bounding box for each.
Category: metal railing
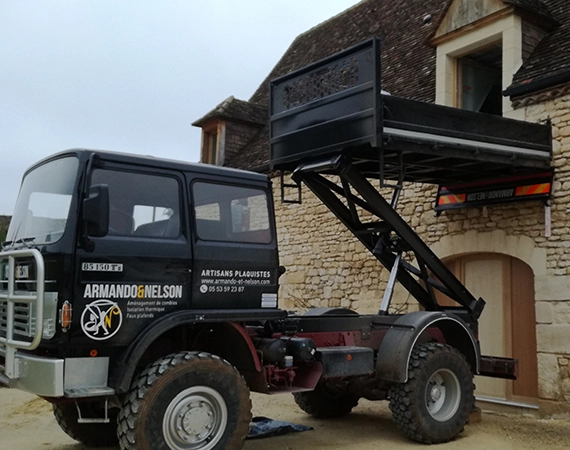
[0,248,45,379]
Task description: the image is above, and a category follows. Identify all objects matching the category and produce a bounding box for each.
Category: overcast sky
[0,1,361,215]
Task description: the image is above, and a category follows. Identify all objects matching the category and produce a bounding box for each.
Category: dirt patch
[8,396,52,417]
[480,414,570,448]
[1,388,569,449]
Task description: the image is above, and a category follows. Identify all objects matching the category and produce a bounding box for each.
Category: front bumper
[0,345,64,397]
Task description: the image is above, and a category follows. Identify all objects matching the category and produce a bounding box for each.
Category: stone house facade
[194,0,570,413]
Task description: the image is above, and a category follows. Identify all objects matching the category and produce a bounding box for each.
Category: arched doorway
[441,253,538,403]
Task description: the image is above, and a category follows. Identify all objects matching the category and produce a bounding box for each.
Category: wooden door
[510,258,538,399]
[435,254,538,402]
[464,256,508,399]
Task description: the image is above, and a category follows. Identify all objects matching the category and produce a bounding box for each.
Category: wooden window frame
[201,122,220,165]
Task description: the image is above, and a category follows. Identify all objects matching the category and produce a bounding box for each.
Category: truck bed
[269,39,552,184]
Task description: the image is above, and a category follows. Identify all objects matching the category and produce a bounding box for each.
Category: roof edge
[192,96,235,127]
[504,69,570,98]
[192,96,267,127]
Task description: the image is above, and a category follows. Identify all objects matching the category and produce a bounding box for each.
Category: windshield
[6,156,79,246]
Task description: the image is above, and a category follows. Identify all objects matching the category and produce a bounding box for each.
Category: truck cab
[0,149,283,398]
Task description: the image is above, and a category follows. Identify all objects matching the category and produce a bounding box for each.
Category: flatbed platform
[270,38,552,184]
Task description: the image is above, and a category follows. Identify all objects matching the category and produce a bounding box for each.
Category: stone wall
[272,92,570,406]
[521,93,570,405]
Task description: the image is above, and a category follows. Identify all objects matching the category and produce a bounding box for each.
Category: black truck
[0,39,552,449]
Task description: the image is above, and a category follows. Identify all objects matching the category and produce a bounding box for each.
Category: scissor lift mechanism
[269,38,552,321]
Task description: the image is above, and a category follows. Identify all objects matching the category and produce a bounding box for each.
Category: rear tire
[117,351,251,450]
[293,381,359,418]
[389,343,473,444]
[53,401,119,447]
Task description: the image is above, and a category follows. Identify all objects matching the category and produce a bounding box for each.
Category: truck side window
[91,169,181,238]
[193,182,271,244]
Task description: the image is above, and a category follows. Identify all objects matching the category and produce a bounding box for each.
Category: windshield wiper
[14,237,36,249]
[3,236,41,250]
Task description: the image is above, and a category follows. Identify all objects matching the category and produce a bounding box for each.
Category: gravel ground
[1,387,569,449]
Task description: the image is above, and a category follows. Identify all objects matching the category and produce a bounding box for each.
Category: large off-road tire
[53,401,119,447]
[117,351,251,450]
[389,343,474,444]
[293,381,359,418]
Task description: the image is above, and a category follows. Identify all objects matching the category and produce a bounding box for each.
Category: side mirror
[83,184,109,237]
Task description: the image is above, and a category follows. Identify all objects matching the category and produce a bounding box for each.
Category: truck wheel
[53,401,119,447]
[389,343,473,444]
[117,351,251,450]
[293,381,359,418]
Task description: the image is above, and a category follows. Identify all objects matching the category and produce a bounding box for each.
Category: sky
[0,0,361,215]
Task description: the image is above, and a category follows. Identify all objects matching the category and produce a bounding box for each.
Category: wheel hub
[430,384,443,402]
[425,369,461,422]
[179,400,215,441]
[164,386,228,450]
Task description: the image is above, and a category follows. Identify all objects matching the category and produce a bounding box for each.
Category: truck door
[73,164,191,347]
[188,177,279,310]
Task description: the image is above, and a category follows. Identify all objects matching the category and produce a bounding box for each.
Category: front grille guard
[0,249,45,379]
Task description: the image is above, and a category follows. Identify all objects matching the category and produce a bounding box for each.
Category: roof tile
[503,0,556,20]
[510,0,570,90]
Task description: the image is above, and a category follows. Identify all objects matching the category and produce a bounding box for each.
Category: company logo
[83,283,183,299]
[81,299,123,340]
